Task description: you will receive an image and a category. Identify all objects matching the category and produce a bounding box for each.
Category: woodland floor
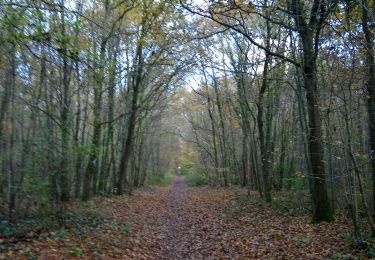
[0,175,371,259]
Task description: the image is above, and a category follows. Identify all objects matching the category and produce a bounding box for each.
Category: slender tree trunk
[74,60,83,197]
[117,36,144,195]
[212,74,229,186]
[201,64,220,183]
[342,80,373,236]
[82,43,105,200]
[257,2,272,202]
[277,117,287,191]
[99,44,117,193]
[82,0,113,200]
[59,2,72,201]
[208,95,220,183]
[4,43,16,222]
[242,130,249,187]
[360,0,375,227]
[0,55,13,207]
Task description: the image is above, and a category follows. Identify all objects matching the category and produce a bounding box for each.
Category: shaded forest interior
[0,0,375,258]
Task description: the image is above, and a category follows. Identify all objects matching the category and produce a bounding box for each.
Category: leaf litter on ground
[0,175,371,259]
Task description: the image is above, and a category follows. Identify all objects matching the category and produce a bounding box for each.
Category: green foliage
[67,247,83,257]
[0,219,15,237]
[72,226,85,237]
[147,173,174,186]
[123,223,131,236]
[178,164,209,186]
[340,235,375,258]
[186,174,208,187]
[110,187,118,194]
[228,204,249,215]
[284,174,306,191]
[367,243,375,258]
[0,210,58,238]
[178,163,192,176]
[63,209,104,228]
[52,228,70,240]
[270,190,311,216]
[23,175,51,206]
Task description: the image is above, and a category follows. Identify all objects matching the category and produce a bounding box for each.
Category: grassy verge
[146,173,175,187]
[186,174,209,186]
[177,164,209,187]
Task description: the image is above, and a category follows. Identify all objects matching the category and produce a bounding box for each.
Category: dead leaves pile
[0,176,369,259]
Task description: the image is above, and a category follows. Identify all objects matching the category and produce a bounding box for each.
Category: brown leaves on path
[1,176,362,259]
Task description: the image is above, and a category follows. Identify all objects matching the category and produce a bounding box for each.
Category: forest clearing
[1,0,375,258]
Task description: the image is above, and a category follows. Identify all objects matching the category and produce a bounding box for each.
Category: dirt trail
[2,176,356,259]
[161,175,190,258]
[160,175,230,259]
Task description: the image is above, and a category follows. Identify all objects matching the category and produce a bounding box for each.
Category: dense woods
[0,0,374,257]
[0,0,189,209]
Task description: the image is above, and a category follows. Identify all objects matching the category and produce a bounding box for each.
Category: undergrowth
[147,173,174,186]
[186,174,209,186]
[0,198,103,240]
[178,164,209,186]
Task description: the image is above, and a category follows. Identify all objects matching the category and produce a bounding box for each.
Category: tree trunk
[82,43,105,201]
[99,44,117,193]
[290,0,334,222]
[303,47,333,222]
[257,2,272,202]
[59,2,72,201]
[117,37,144,195]
[82,0,112,200]
[360,0,375,227]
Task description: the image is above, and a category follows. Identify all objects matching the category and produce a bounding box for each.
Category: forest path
[3,176,354,259]
[160,175,191,258]
[159,175,231,259]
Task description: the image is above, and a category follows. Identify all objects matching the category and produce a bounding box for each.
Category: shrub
[186,174,208,186]
[147,173,174,186]
[179,164,192,176]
